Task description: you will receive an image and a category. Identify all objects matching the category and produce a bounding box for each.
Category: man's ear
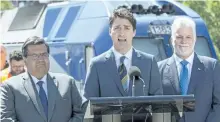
[109,28,112,36]
[23,57,27,64]
[133,29,136,37]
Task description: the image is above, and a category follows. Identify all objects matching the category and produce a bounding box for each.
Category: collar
[112,47,133,61]
[31,74,47,85]
[174,52,194,65]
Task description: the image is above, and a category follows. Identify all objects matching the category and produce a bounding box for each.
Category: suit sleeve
[0,83,19,122]
[69,78,84,122]
[209,60,220,122]
[149,57,163,95]
[83,60,100,98]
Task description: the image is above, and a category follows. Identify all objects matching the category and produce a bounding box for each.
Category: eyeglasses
[27,52,49,60]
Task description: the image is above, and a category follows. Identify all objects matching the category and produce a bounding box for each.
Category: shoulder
[1,68,9,74]
[1,73,24,90]
[48,72,79,87]
[89,50,111,65]
[158,58,169,66]
[0,68,10,82]
[49,72,74,81]
[197,55,219,69]
[135,49,154,60]
[157,58,170,72]
[198,55,217,63]
[48,72,81,90]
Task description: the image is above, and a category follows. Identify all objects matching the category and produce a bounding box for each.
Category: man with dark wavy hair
[84,6,162,122]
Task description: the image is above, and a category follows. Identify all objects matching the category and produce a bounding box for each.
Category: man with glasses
[0,50,25,83]
[0,36,84,122]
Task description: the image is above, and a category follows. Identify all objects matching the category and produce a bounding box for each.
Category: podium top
[90,95,194,104]
[88,95,195,115]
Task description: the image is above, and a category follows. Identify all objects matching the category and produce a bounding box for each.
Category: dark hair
[9,50,23,62]
[109,5,136,30]
[22,36,50,57]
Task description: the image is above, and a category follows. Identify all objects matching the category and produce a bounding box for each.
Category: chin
[177,51,193,59]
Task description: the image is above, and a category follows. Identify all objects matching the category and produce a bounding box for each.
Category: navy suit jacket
[84,48,163,98]
[158,53,220,122]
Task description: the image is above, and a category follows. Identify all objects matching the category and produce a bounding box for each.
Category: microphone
[128,66,147,122]
[128,66,146,96]
[128,66,141,80]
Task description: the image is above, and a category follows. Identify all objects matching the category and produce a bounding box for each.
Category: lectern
[84,95,195,122]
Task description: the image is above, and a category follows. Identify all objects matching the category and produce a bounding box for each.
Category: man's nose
[181,38,188,43]
[118,31,125,36]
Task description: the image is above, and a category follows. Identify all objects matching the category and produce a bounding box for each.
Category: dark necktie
[180,60,189,95]
[37,81,48,118]
[118,56,128,92]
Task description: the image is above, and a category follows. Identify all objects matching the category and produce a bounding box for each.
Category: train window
[195,37,212,57]
[9,4,45,31]
[133,37,167,62]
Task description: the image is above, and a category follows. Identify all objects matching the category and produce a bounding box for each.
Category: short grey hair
[171,16,196,43]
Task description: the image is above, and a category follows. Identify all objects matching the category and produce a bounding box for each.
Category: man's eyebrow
[124,25,131,27]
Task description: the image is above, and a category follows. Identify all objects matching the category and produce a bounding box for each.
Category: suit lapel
[104,49,127,96]
[22,72,47,122]
[166,56,181,95]
[128,49,142,96]
[187,54,205,94]
[47,73,58,122]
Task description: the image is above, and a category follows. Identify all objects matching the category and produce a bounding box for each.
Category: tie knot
[37,81,44,87]
[120,56,126,64]
[181,60,189,66]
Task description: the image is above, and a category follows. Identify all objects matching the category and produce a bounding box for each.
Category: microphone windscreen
[128,66,141,79]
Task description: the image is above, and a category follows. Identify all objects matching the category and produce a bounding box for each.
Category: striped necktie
[118,56,128,92]
[180,60,189,95]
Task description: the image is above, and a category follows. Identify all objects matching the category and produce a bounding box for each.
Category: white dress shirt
[174,53,194,83]
[112,47,133,89]
[31,74,48,98]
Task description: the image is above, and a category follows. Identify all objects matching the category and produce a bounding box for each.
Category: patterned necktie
[37,81,48,118]
[118,56,128,92]
[180,60,189,95]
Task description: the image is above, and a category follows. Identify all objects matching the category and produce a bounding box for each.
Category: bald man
[0,43,8,71]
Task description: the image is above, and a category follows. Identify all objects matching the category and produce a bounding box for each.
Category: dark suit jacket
[84,48,162,98]
[158,54,220,122]
[0,72,84,122]
[83,48,162,122]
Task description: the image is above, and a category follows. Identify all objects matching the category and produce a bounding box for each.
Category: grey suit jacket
[0,72,84,122]
[83,48,162,98]
[158,54,220,122]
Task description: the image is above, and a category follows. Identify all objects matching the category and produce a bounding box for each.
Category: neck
[115,47,132,55]
[176,52,194,60]
[29,72,46,80]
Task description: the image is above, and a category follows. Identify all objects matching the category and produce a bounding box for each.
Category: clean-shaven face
[109,17,136,54]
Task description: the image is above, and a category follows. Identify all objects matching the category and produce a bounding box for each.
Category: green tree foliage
[0,1,13,11]
[182,0,220,59]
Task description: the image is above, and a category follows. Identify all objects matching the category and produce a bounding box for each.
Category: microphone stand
[132,76,135,97]
[138,77,146,96]
[139,76,148,122]
[132,76,135,122]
